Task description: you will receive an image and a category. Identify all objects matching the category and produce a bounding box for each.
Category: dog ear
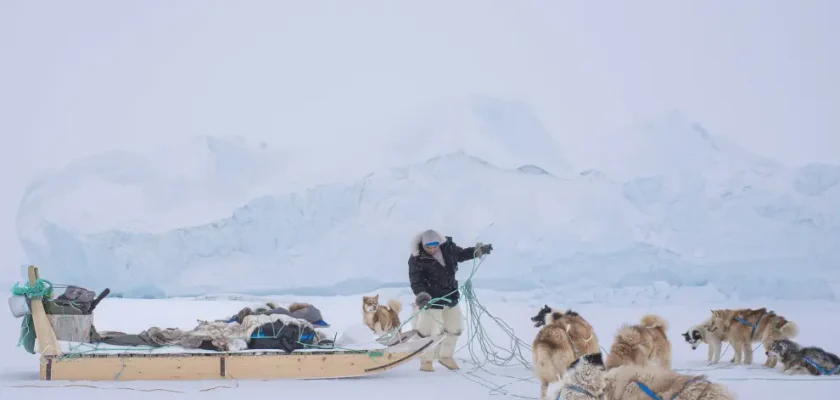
[585,352,604,367]
[681,332,690,339]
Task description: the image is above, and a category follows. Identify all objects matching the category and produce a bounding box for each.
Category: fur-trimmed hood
[410,229,447,256]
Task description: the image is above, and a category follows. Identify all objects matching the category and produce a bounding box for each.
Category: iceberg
[15,108,840,301]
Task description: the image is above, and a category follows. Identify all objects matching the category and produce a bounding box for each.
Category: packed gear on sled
[9,282,110,354]
[93,313,332,352]
[225,302,331,327]
[249,317,333,353]
[14,266,445,382]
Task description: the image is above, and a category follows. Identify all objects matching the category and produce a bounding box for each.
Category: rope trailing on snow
[459,278,533,369]
[457,275,538,399]
[377,248,534,369]
[374,246,537,398]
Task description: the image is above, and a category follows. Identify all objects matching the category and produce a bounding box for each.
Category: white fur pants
[415,305,463,362]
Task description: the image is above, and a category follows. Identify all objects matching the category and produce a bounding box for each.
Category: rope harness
[733,311,767,341]
[634,375,707,400]
[803,358,840,375]
[564,328,581,358]
[561,326,595,359]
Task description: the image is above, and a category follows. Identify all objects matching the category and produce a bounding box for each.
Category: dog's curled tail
[640,314,668,332]
[780,320,799,338]
[387,299,403,314]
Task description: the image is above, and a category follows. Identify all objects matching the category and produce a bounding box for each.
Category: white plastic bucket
[8,295,29,318]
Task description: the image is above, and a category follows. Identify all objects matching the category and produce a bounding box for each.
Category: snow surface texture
[15,101,840,300]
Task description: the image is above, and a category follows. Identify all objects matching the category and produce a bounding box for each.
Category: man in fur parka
[408,229,493,372]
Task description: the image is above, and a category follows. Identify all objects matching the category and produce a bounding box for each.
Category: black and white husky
[681,318,726,363]
[766,339,840,376]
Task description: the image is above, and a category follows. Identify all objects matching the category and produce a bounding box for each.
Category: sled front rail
[39,336,439,381]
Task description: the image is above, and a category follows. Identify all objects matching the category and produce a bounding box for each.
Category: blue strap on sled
[734,311,766,339]
[252,326,265,338]
[300,331,315,343]
[804,357,840,375]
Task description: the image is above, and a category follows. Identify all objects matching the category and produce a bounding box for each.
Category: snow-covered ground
[4,288,840,399]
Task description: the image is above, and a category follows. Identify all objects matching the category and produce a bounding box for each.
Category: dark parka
[408,231,479,309]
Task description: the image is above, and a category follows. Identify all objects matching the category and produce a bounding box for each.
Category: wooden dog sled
[23,266,439,381]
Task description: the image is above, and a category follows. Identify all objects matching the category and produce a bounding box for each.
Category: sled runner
[18,266,441,381]
[39,335,440,381]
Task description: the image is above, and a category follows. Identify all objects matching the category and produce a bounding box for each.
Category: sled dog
[708,307,799,366]
[605,314,671,370]
[681,317,726,363]
[547,353,607,400]
[549,353,736,400]
[530,305,600,400]
[362,294,402,334]
[766,339,840,375]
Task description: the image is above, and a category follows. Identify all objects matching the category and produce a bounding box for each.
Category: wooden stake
[28,265,61,357]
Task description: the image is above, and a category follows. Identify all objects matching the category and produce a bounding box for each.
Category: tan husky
[362,294,403,334]
[605,314,671,370]
[708,307,799,366]
[530,306,600,400]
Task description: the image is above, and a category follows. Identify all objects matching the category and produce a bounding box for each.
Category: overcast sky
[1,0,837,276]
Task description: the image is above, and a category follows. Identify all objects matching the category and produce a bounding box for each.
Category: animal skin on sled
[96,314,313,351]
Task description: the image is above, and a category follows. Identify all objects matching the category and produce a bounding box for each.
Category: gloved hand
[475,242,493,257]
[415,292,432,309]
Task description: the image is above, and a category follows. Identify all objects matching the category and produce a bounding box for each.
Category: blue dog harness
[634,375,706,400]
[803,358,840,375]
[734,311,767,340]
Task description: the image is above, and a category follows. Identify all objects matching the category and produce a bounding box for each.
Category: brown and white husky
[362,294,403,334]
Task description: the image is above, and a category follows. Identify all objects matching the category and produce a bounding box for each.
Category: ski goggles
[423,241,440,248]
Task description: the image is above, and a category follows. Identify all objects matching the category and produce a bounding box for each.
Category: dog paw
[783,369,796,375]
